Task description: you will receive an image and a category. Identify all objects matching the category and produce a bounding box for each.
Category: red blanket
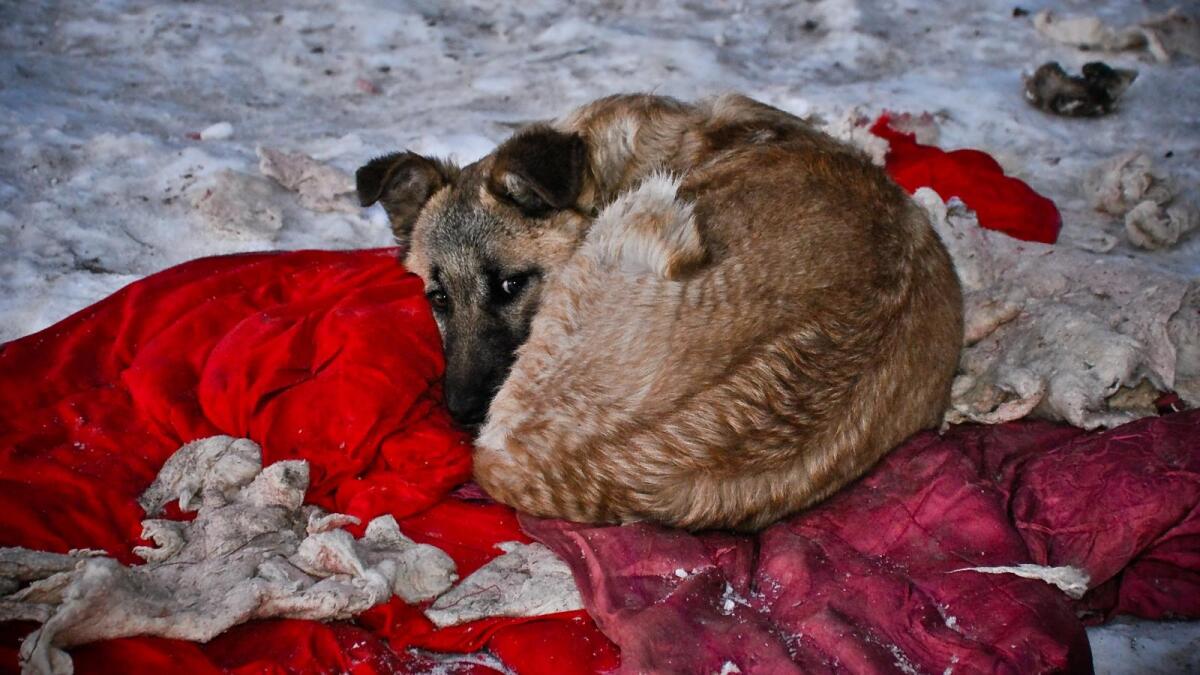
[871,114,1062,244]
[0,250,615,675]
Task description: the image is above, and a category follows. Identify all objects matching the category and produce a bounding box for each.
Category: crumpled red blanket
[870,114,1063,244]
[0,249,616,675]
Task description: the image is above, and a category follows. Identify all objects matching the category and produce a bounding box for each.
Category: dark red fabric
[0,249,616,674]
[964,414,1200,623]
[871,114,1063,244]
[523,411,1200,674]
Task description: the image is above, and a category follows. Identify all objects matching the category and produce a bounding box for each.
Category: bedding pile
[1,129,1198,673]
[1,243,1196,674]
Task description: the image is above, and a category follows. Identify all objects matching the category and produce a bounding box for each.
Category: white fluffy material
[952,564,1091,600]
[1,436,458,675]
[425,542,583,628]
[918,190,1197,429]
[585,172,705,279]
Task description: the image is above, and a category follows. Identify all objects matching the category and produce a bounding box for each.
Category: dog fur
[358,94,963,531]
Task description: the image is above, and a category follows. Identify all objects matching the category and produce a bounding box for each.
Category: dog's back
[475,95,962,530]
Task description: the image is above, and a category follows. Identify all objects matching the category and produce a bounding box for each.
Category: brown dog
[357,94,962,530]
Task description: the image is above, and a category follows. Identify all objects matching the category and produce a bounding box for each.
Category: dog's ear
[488,126,588,216]
[356,152,457,246]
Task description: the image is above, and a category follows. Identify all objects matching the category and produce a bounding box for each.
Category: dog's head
[357,126,591,427]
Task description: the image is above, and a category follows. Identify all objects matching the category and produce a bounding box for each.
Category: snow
[199,121,234,141]
[1090,618,1200,675]
[1,0,1197,671]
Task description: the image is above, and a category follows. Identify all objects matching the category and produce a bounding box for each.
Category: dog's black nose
[445,389,488,427]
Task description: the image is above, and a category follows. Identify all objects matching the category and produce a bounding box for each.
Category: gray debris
[1023,61,1137,118]
[425,541,583,628]
[917,190,1196,429]
[0,436,457,675]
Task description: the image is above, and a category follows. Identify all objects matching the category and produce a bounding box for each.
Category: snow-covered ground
[1,0,1197,671]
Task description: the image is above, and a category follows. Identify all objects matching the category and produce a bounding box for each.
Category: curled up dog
[357,94,963,531]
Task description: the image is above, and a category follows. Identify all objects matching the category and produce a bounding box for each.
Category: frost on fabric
[257,147,358,214]
[0,436,457,675]
[952,564,1091,600]
[916,190,1197,429]
[1032,9,1200,63]
[425,541,583,628]
[1086,152,1199,251]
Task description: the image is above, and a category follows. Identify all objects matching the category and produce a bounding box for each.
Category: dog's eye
[499,275,528,298]
[426,290,449,312]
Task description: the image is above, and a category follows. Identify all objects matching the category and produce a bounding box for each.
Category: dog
[357,93,963,530]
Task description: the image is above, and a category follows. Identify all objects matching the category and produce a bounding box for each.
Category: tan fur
[469,94,963,530]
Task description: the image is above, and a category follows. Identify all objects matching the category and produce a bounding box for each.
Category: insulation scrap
[1032,11,1146,53]
[425,541,584,628]
[1169,285,1200,406]
[1140,11,1200,62]
[0,436,457,675]
[257,147,358,213]
[1124,201,1199,250]
[1086,151,1199,250]
[199,122,234,141]
[820,108,889,167]
[1032,9,1200,63]
[881,111,941,146]
[952,564,1091,599]
[916,189,1197,429]
[1089,152,1176,216]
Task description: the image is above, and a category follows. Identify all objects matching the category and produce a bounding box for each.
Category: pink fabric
[524,411,1200,674]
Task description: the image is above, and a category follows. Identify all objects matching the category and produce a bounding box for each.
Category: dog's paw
[588,173,706,279]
